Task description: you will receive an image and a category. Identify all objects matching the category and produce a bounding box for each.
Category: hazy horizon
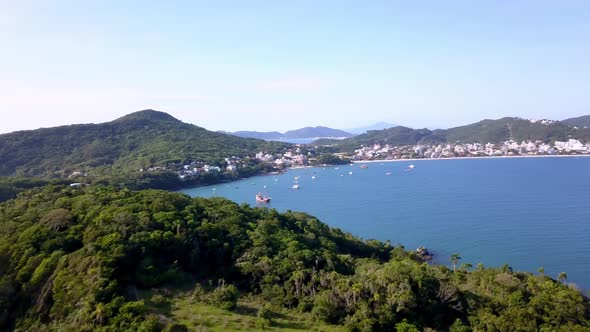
[1,1,589,134]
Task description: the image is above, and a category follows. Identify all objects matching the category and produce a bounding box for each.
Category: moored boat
[255,193,271,203]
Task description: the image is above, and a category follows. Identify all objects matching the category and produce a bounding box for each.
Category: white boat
[386,172,392,175]
[256,193,271,203]
[311,175,316,179]
[292,184,300,189]
[408,164,415,169]
[348,171,353,175]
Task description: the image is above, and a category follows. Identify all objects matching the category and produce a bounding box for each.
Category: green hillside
[0,186,587,331]
[562,115,590,128]
[316,117,590,151]
[0,109,289,183]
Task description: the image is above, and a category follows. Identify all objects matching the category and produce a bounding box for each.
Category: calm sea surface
[180,157,590,289]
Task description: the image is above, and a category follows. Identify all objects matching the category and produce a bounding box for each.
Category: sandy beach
[351,154,590,164]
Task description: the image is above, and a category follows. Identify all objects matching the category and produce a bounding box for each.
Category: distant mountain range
[224,126,355,141]
[314,117,590,150]
[0,110,289,179]
[345,122,397,134]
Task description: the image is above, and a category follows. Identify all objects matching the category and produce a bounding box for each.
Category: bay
[180,157,590,289]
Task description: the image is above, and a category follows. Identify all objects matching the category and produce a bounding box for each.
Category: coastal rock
[416,246,433,261]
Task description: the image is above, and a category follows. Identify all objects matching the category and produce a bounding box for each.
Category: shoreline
[350,154,590,163]
[176,154,590,191]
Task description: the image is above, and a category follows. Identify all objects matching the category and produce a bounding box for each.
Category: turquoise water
[180,157,590,289]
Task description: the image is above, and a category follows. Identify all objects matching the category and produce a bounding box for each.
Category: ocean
[179,157,590,289]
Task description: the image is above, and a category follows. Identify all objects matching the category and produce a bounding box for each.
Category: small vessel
[311,176,316,179]
[386,172,392,175]
[292,184,300,190]
[360,164,368,169]
[256,193,271,203]
[334,167,340,170]
[408,164,415,169]
[348,171,353,175]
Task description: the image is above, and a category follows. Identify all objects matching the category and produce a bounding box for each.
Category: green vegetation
[0,109,289,183]
[315,153,349,165]
[0,186,588,331]
[0,177,73,202]
[562,115,590,128]
[316,117,590,151]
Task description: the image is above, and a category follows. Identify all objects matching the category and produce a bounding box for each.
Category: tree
[558,272,568,285]
[537,267,545,276]
[450,253,461,272]
[460,263,473,272]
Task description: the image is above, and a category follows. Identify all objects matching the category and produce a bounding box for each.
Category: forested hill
[315,117,590,151]
[0,186,588,331]
[562,115,590,128]
[0,110,290,178]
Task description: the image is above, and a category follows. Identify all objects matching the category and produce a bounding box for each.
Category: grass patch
[147,291,345,331]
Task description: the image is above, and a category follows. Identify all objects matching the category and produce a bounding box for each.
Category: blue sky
[1,0,589,133]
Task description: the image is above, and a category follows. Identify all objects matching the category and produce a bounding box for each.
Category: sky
[1,0,589,134]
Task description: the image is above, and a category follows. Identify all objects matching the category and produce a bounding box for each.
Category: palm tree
[450,253,461,272]
[537,267,545,276]
[558,272,568,285]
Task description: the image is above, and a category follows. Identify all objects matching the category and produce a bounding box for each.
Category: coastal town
[158,146,314,181]
[140,138,590,181]
[351,139,590,161]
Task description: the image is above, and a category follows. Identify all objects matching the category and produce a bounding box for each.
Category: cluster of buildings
[258,149,309,167]
[140,146,314,181]
[352,139,590,160]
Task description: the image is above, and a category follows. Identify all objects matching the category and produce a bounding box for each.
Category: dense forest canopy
[0,186,588,331]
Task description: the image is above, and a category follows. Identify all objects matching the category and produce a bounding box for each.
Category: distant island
[223,126,355,141]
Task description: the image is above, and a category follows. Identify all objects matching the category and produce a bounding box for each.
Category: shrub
[210,284,239,310]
